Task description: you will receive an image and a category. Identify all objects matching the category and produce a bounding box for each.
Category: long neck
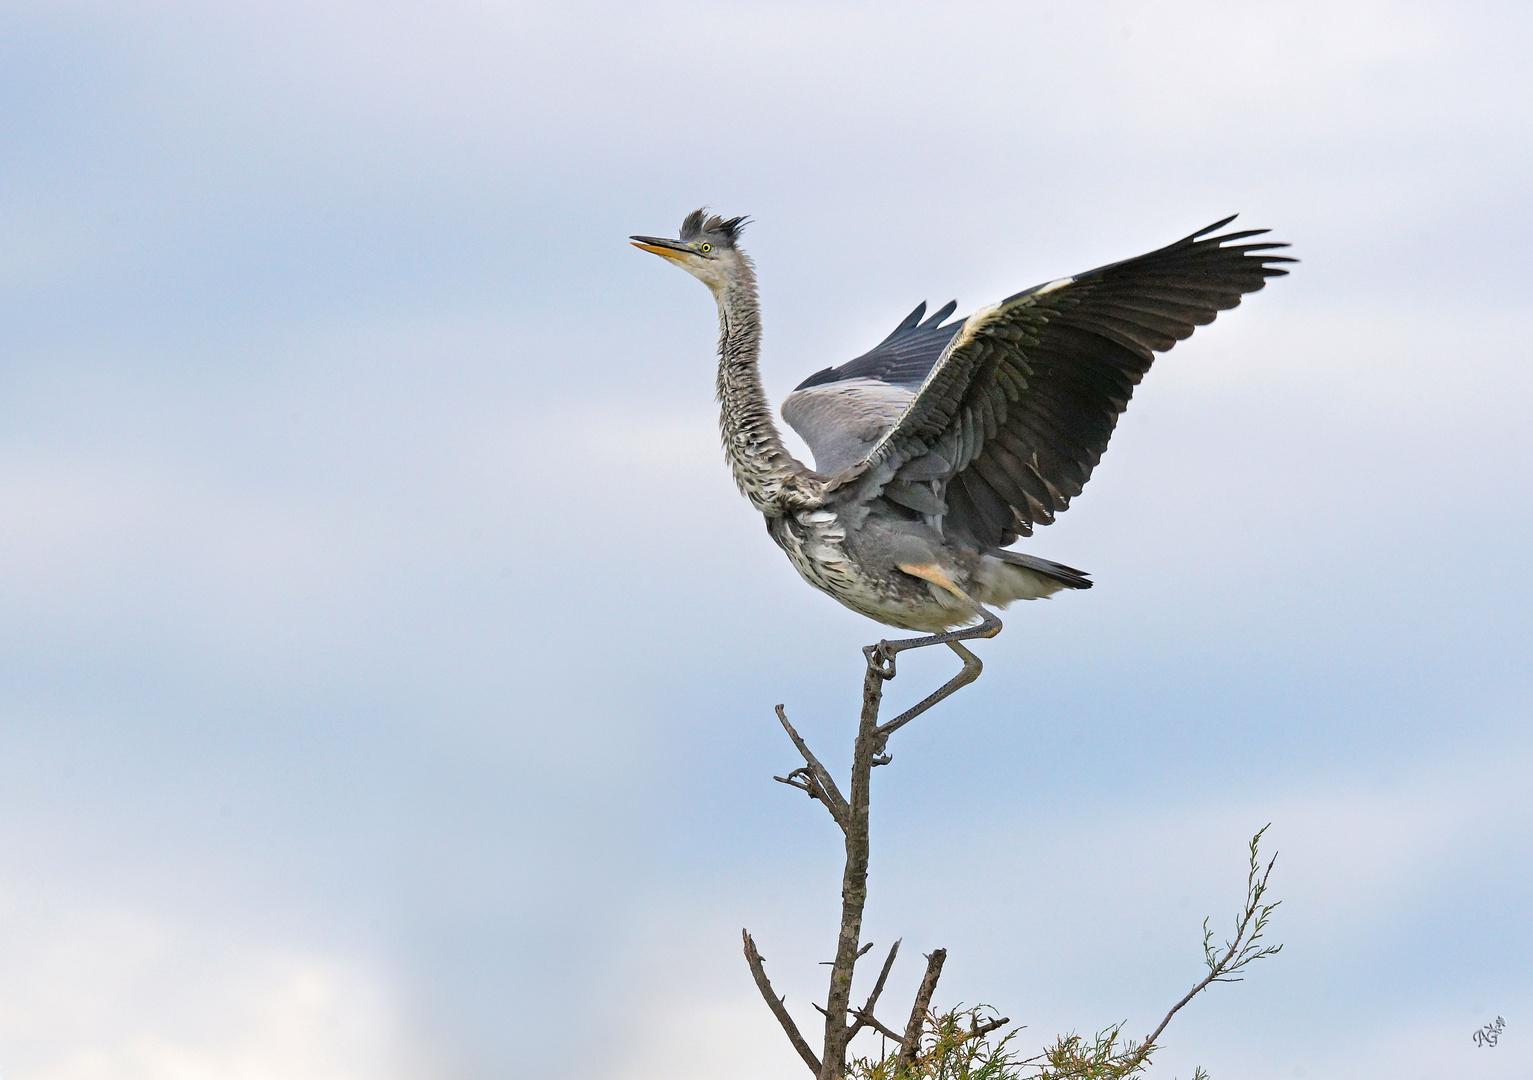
[714,257,811,516]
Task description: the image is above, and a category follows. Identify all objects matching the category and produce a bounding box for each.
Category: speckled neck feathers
[714,256,818,516]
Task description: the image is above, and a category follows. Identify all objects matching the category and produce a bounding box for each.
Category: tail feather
[989,549,1093,590]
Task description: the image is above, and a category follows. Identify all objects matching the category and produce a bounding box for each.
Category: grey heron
[633,211,1290,707]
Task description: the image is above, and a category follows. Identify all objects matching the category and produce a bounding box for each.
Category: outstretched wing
[829,217,1294,547]
[781,301,964,475]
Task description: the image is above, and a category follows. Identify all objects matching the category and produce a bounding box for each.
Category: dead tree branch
[967,1013,1011,1041]
[850,1008,906,1043]
[814,657,887,1077]
[748,632,1284,1080]
[752,639,984,1079]
[743,929,822,1076]
[894,948,948,1073]
[847,939,901,1039]
[772,705,851,831]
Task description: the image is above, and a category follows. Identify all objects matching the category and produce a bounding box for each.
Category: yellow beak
[630,235,694,261]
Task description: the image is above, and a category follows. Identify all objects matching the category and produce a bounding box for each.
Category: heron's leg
[861,564,1002,764]
[873,640,982,745]
[862,562,1003,681]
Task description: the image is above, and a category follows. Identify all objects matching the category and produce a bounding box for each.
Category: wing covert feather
[782,298,966,474]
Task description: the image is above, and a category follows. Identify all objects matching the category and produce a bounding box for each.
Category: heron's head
[631,208,750,292]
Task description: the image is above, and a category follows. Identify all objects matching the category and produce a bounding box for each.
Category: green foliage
[1201,825,1282,984]
[848,1006,1024,1080]
[849,1010,1214,1080]
[848,1008,1166,1080]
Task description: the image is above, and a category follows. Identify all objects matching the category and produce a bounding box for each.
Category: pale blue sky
[1,3,1530,1079]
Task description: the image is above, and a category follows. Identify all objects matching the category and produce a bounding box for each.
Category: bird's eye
[699,242,712,253]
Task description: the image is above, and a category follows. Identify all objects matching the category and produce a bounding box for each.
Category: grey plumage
[793,300,963,390]
[679,209,749,246]
[632,211,1291,640]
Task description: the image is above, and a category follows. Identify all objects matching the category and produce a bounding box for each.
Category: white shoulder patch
[949,300,1003,351]
[1033,276,1074,296]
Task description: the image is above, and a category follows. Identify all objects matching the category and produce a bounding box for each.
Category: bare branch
[864,941,900,1018]
[749,635,1280,1080]
[818,660,887,1078]
[849,1007,906,1043]
[752,638,988,1079]
[848,939,901,1038]
[743,929,821,1076]
[774,705,851,832]
[774,768,816,795]
[894,948,947,1073]
[967,1014,1011,1041]
[775,766,842,819]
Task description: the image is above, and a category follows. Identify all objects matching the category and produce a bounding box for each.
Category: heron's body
[769,509,1068,633]
[633,211,1290,636]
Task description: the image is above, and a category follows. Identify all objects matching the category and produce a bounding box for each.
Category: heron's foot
[863,641,898,680]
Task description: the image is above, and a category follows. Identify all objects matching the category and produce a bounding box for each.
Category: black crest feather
[679,207,749,247]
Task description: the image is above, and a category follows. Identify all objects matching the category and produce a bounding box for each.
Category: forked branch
[754,629,991,1079]
[847,939,902,1040]
[772,705,850,831]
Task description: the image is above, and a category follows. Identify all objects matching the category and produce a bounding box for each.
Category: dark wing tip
[924,300,960,328]
[869,302,929,350]
[1207,228,1272,243]
[1192,214,1241,238]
